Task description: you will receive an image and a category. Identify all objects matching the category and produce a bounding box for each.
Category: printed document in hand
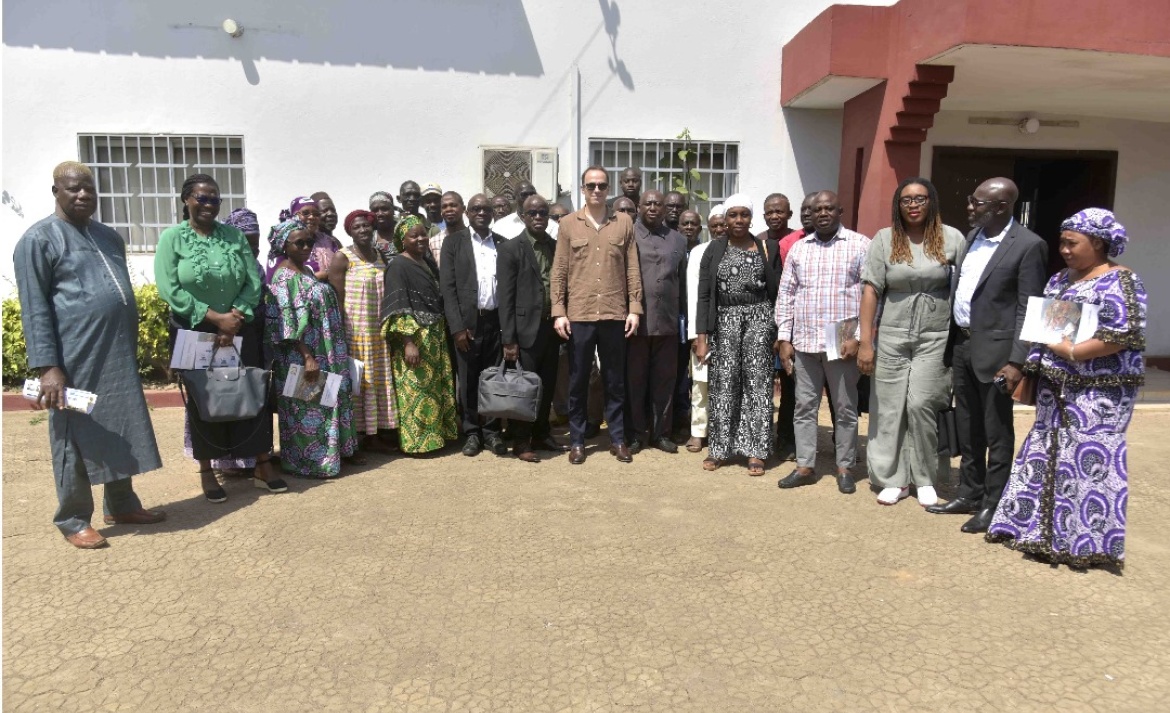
[169,330,243,370]
[23,378,98,413]
[824,317,859,361]
[1019,297,1099,345]
[283,364,343,407]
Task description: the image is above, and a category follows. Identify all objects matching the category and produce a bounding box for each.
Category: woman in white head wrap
[692,193,781,476]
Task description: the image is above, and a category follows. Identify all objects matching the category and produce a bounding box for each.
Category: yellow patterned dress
[381,314,458,453]
[340,246,397,434]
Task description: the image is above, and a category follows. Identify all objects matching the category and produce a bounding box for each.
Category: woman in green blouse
[155,174,286,502]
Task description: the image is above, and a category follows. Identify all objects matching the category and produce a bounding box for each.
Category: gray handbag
[477,357,542,422]
[178,346,272,423]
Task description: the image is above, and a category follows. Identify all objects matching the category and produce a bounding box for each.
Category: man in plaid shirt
[774,191,869,495]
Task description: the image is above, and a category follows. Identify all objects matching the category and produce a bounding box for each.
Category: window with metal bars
[78,134,246,252]
[588,138,739,220]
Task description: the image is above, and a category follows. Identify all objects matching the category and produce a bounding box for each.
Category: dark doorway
[931,148,1117,275]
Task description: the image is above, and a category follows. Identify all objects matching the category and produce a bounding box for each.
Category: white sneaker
[916,486,938,507]
[877,486,910,505]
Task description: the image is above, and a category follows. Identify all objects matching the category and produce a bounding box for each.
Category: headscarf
[279,196,317,222]
[393,214,423,253]
[268,218,308,257]
[223,207,259,235]
[722,193,753,215]
[344,209,376,235]
[708,204,726,220]
[1060,208,1128,258]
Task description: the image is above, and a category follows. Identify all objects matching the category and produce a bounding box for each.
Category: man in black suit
[497,195,570,462]
[928,177,1047,532]
[626,189,688,454]
[441,193,508,457]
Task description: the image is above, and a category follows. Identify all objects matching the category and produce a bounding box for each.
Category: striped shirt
[775,226,869,353]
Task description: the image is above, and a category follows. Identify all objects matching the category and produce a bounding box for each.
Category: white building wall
[2,0,884,285]
[922,111,1170,355]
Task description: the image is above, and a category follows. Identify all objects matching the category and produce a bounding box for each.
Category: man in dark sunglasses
[550,166,643,465]
[497,194,570,462]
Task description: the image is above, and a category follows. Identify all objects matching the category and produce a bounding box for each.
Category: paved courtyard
[4,405,1169,711]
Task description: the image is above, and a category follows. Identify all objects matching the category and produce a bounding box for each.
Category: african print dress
[265,266,358,477]
[707,245,777,461]
[381,314,458,453]
[340,246,397,434]
[987,269,1147,567]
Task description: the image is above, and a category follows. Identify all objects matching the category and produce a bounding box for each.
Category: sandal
[747,459,766,477]
[702,458,722,472]
[685,437,705,453]
[200,468,227,504]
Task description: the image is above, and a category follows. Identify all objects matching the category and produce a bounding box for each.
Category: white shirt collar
[471,229,495,245]
[978,218,1013,243]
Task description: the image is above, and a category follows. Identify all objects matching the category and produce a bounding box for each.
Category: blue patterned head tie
[223,207,259,235]
[1061,208,1127,258]
[268,218,309,256]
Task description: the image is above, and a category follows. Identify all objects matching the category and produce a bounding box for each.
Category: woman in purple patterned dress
[264,218,359,478]
[987,209,1146,569]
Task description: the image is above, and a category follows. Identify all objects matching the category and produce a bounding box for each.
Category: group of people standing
[16,160,1147,571]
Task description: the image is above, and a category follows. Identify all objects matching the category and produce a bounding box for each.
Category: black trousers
[568,320,627,446]
[952,335,1015,508]
[512,319,561,446]
[775,368,796,445]
[454,309,502,438]
[673,341,691,429]
[626,334,678,442]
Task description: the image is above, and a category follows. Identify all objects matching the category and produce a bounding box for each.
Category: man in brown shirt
[551,165,643,464]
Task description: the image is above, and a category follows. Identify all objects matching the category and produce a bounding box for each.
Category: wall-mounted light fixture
[1018,117,1041,135]
[222,19,244,38]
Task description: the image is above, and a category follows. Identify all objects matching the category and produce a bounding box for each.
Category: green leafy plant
[2,294,31,382]
[134,283,172,380]
[670,128,710,202]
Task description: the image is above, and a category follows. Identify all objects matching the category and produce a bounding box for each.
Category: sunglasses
[584,182,609,192]
[525,209,550,217]
[193,195,221,206]
[469,206,492,213]
[290,239,314,249]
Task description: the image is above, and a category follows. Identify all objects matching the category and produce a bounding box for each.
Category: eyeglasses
[967,195,1004,208]
[290,239,314,249]
[193,195,221,206]
[549,215,563,222]
[899,196,929,207]
[525,209,550,217]
[584,182,609,192]
[468,206,492,213]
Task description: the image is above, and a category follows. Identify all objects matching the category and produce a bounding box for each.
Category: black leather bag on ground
[936,406,960,458]
[477,358,542,422]
[178,347,272,423]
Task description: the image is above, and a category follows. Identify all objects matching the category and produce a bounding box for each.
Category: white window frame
[588,137,739,217]
[78,134,247,253]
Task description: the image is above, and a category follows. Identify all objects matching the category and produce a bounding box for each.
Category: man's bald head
[810,191,843,239]
[968,177,1018,232]
[978,177,1019,206]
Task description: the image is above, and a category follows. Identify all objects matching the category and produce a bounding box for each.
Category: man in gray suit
[928,177,1047,533]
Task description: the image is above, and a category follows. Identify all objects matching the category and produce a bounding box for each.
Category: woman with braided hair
[857,177,965,507]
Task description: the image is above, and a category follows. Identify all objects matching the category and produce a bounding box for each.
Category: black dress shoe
[961,508,995,534]
[569,445,586,465]
[925,497,980,515]
[484,435,508,456]
[777,469,818,489]
[652,437,678,454]
[462,434,483,457]
[628,439,644,455]
[535,437,570,452]
[836,472,857,495]
[583,422,601,439]
[610,444,633,462]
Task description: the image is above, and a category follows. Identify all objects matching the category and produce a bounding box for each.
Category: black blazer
[439,227,505,335]
[944,221,1048,382]
[497,233,551,349]
[695,238,780,335]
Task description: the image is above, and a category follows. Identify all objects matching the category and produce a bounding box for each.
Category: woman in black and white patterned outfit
[693,194,780,476]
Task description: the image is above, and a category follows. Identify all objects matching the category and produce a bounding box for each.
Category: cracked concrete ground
[4,406,1169,711]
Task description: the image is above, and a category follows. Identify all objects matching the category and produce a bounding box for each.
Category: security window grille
[589,138,739,219]
[78,134,246,252]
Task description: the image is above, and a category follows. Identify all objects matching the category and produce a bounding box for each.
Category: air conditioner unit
[480,146,558,205]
